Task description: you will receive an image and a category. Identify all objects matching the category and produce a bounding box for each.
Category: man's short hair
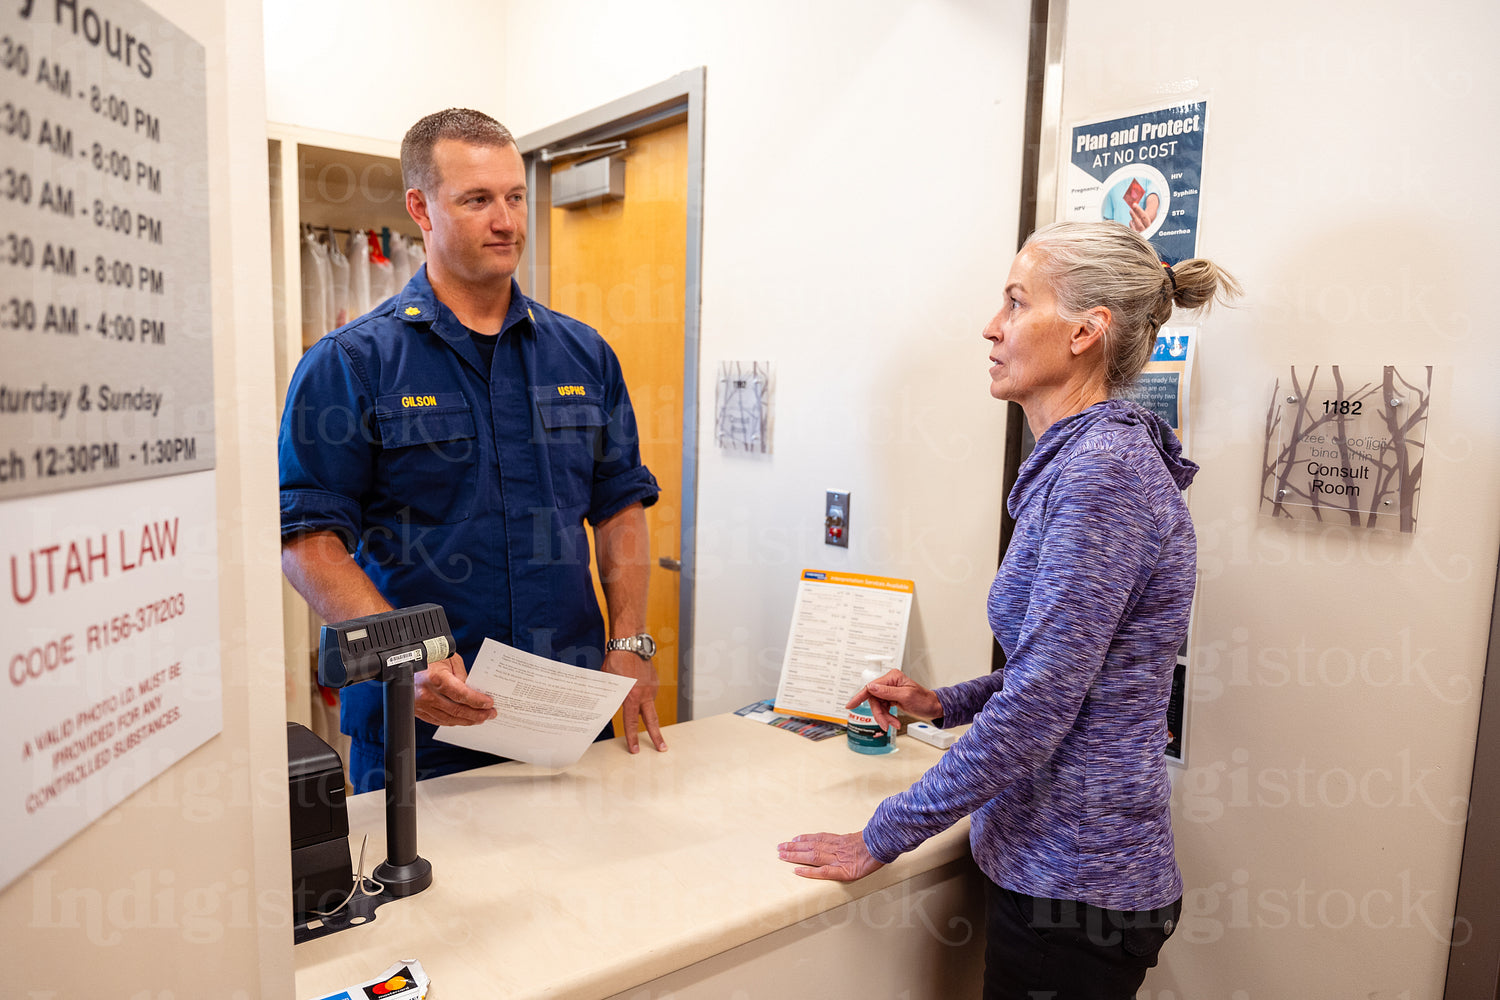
[401,109,516,193]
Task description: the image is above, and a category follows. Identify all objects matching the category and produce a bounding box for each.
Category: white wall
[500,0,1032,714]
[7,0,290,996]
[262,0,1034,715]
[1053,2,1500,996]
[263,0,512,141]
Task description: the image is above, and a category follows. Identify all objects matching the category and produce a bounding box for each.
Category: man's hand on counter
[603,649,667,754]
[777,831,885,882]
[413,652,497,727]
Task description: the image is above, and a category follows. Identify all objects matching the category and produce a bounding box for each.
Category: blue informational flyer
[1064,100,1208,265]
[1117,327,1195,453]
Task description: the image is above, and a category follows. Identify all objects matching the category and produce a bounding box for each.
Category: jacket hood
[1011,399,1198,513]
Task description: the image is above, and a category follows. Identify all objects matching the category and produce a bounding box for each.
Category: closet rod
[306,224,422,238]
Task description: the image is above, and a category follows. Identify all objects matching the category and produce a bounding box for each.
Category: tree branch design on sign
[1260,365,1430,533]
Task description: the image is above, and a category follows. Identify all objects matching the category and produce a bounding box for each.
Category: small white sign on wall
[0,471,223,890]
[715,361,773,453]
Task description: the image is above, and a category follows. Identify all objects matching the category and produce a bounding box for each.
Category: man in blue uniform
[279,109,665,792]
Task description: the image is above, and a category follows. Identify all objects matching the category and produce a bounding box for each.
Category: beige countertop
[293,712,972,999]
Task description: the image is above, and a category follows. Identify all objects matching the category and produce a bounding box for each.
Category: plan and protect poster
[1065,100,1207,264]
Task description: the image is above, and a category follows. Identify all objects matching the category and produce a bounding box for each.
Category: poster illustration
[1118,326,1196,453]
[1065,100,1208,264]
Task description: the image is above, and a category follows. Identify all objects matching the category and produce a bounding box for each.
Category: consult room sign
[0,0,222,891]
[1260,365,1431,533]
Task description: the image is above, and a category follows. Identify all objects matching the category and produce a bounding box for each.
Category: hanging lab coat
[388,233,411,287]
[347,229,372,318]
[368,230,397,308]
[299,231,332,341]
[327,231,352,329]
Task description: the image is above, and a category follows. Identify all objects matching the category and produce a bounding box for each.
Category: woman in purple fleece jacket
[779,221,1239,999]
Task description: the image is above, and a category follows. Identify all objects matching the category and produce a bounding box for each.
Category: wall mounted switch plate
[825,490,849,547]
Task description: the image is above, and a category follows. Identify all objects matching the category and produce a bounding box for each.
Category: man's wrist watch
[606,633,657,660]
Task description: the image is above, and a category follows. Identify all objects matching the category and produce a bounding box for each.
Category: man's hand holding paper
[435,639,636,768]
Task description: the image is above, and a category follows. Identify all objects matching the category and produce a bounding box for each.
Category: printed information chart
[1,0,214,501]
[774,570,914,725]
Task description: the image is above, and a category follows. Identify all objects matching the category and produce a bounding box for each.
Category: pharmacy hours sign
[1,0,214,501]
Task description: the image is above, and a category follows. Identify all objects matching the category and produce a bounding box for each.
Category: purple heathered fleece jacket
[862,399,1197,911]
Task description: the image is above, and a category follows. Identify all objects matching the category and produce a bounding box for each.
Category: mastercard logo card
[363,966,423,999]
[309,959,429,1000]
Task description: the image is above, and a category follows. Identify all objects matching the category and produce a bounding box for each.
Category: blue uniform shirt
[279,267,659,751]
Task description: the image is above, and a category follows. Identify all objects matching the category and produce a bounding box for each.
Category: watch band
[606,633,657,660]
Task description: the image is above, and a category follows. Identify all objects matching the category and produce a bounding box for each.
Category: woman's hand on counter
[847,670,942,729]
[777,831,884,882]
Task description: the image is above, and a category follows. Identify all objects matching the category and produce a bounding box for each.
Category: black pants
[982,881,1181,1000]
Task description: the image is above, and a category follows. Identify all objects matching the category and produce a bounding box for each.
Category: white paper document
[434,639,635,768]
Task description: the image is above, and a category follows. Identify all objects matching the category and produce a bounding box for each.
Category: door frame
[1445,542,1500,999]
[516,67,706,724]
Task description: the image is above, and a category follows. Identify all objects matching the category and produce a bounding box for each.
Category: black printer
[286,722,353,919]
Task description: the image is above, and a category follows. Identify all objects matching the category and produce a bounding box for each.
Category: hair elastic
[1162,261,1178,292]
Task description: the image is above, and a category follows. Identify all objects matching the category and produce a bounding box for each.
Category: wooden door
[548,120,687,726]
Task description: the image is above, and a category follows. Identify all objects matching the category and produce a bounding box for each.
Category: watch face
[611,634,656,658]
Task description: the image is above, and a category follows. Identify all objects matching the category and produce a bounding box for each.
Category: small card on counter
[306,958,428,1000]
[435,638,635,767]
[734,699,845,741]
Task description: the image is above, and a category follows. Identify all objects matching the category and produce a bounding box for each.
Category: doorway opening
[517,68,705,726]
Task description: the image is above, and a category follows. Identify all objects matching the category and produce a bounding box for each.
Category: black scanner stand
[292,603,455,944]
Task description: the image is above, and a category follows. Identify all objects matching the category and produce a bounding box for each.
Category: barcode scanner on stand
[292,603,454,943]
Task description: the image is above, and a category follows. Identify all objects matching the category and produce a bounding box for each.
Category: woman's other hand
[777,831,885,882]
[846,669,942,729]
